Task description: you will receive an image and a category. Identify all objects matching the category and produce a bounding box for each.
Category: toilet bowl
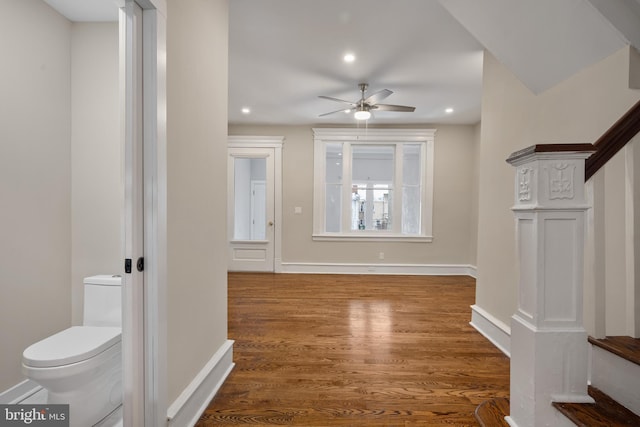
[22,275,122,427]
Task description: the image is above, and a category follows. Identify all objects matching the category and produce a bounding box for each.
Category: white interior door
[228,147,275,271]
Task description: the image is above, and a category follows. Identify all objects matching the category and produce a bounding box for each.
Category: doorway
[228,137,283,272]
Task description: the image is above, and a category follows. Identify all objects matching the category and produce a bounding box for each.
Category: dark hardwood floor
[196,273,510,426]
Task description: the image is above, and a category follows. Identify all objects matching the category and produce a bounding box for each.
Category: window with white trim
[312,128,435,241]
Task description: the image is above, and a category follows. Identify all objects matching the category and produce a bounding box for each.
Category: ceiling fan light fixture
[318,83,414,120]
[354,110,371,120]
[354,106,371,120]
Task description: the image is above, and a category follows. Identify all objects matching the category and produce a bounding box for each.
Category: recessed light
[445,108,454,114]
[343,53,355,63]
[241,107,251,114]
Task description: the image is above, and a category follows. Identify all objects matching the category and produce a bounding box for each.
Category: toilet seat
[23,326,121,368]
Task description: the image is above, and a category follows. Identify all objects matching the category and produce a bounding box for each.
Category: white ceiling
[42,0,119,22]
[41,0,640,127]
[438,0,632,94]
[229,0,484,125]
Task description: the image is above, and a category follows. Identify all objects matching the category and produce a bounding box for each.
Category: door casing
[121,1,167,426]
[228,137,283,272]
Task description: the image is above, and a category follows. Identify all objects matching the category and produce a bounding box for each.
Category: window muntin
[313,129,435,241]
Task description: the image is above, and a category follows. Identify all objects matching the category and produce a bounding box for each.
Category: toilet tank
[83,275,122,327]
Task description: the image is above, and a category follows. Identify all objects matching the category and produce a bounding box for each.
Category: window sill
[312,233,433,243]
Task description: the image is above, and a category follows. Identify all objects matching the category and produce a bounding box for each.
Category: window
[313,128,435,241]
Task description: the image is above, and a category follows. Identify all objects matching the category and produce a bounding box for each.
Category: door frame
[228,136,283,272]
[121,1,167,426]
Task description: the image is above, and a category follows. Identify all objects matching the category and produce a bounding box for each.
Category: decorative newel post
[505,144,596,427]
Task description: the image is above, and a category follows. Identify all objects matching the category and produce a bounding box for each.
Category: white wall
[70,22,121,325]
[476,46,640,330]
[228,124,478,269]
[166,0,229,405]
[0,0,72,391]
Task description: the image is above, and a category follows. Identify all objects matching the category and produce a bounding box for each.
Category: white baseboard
[590,344,640,416]
[0,380,42,404]
[280,262,477,277]
[167,339,235,427]
[470,304,511,357]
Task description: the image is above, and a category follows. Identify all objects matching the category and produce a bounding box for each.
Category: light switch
[294,206,302,214]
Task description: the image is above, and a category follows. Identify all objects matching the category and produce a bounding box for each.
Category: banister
[585,99,640,180]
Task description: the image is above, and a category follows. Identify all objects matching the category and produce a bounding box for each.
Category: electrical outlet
[379,252,385,260]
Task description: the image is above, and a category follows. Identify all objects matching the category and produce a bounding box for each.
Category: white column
[505,145,596,427]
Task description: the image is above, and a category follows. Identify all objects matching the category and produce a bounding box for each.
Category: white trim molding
[228,135,285,148]
[312,234,433,243]
[167,340,234,427]
[470,305,511,357]
[280,262,476,277]
[0,380,42,404]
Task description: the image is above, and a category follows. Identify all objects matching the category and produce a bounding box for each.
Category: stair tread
[474,397,510,427]
[589,336,640,366]
[553,386,640,427]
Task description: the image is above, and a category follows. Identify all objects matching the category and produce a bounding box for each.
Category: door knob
[268,221,274,226]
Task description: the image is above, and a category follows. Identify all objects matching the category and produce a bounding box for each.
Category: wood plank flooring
[196,273,510,426]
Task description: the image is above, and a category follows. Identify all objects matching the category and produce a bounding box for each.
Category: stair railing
[584,99,640,340]
[585,99,640,180]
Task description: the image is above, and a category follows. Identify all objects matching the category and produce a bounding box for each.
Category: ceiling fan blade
[318,95,356,107]
[319,108,352,117]
[364,89,393,105]
[371,104,416,112]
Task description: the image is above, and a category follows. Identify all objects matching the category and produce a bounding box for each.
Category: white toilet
[22,275,123,427]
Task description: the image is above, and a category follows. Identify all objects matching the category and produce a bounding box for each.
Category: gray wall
[0,0,72,391]
[228,124,479,267]
[70,22,121,325]
[166,0,230,405]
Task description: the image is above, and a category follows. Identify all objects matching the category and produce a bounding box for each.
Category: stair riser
[590,344,640,416]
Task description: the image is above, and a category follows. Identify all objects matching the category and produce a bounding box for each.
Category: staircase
[476,99,640,426]
[477,382,640,427]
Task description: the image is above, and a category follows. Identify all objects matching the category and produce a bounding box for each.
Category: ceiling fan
[319,83,415,120]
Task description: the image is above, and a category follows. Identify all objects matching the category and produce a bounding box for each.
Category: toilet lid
[23,326,121,368]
